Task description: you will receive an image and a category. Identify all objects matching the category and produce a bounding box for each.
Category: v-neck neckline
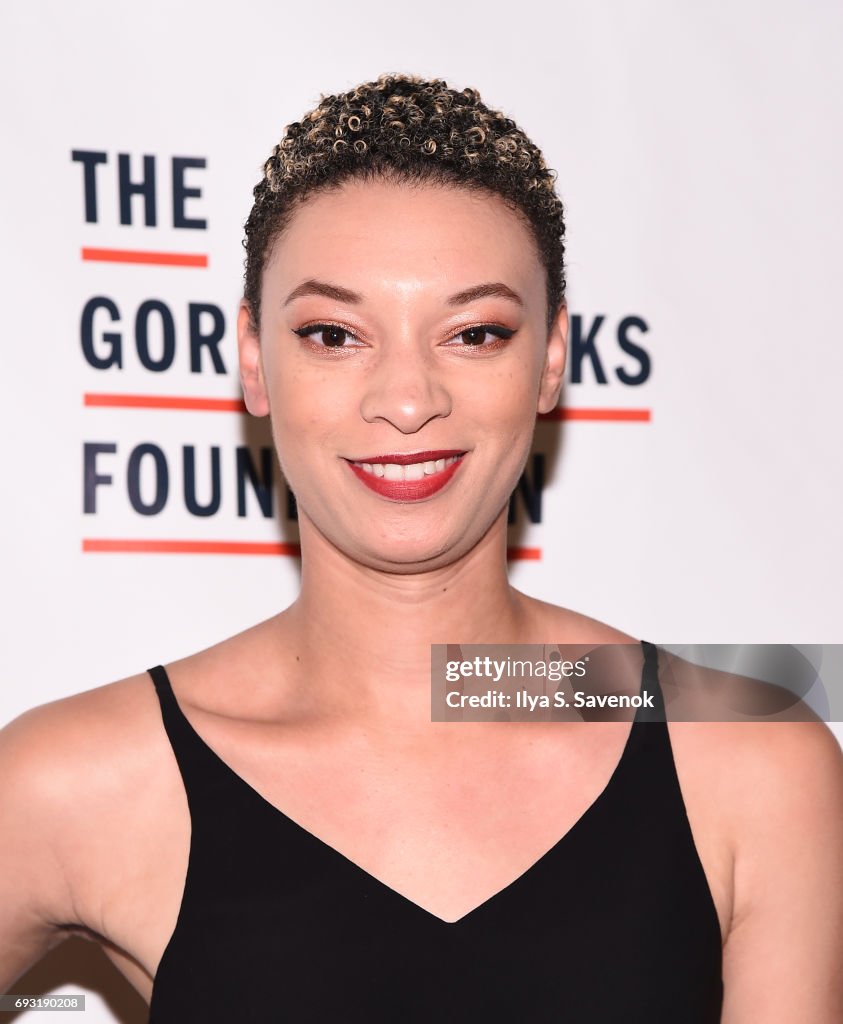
[155,641,649,928]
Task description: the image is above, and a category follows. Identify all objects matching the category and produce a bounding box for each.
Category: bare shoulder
[0,611,287,832]
[707,715,843,839]
[0,668,171,988]
[1,668,170,794]
[1,671,153,820]
[665,713,843,824]
[645,648,843,851]
[655,647,843,852]
[0,668,174,882]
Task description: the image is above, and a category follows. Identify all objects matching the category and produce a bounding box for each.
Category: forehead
[265,179,543,303]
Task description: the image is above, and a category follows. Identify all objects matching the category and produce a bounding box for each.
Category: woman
[1,74,841,1022]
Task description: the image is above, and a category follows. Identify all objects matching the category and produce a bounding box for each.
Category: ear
[537,303,568,414]
[237,300,270,417]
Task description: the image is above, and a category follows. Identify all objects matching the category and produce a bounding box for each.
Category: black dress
[147,641,723,1022]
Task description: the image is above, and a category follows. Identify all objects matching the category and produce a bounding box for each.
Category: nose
[359,338,453,433]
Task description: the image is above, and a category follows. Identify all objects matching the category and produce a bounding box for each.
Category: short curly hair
[243,73,566,332]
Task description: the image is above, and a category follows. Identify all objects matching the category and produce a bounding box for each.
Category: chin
[351,534,466,572]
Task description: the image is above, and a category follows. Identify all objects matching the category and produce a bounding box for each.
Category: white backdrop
[2,1,841,1019]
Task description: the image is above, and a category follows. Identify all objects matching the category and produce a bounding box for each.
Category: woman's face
[238,178,566,572]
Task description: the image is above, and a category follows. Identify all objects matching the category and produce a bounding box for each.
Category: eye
[292,323,363,349]
[446,325,516,350]
[291,321,515,352]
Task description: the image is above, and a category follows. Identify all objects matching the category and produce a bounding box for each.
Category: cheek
[266,366,349,463]
[487,361,544,464]
[464,360,539,432]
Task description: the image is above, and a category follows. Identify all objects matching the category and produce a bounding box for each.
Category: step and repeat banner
[2,1,841,1019]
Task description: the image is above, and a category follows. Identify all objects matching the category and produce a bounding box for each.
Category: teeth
[353,455,462,480]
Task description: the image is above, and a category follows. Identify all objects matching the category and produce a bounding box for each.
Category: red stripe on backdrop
[82,539,303,556]
[82,394,646,420]
[81,247,208,267]
[84,394,248,412]
[82,539,543,559]
[507,547,542,560]
[538,408,651,422]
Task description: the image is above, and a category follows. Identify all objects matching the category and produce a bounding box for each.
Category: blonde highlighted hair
[243,73,566,330]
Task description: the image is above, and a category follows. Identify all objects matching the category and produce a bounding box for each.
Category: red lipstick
[345,451,467,501]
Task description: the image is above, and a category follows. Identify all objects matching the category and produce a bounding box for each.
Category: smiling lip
[344,450,467,501]
[347,450,465,465]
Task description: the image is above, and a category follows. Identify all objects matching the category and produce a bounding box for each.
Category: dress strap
[637,640,667,723]
[147,664,222,813]
[149,663,175,702]
[149,664,197,746]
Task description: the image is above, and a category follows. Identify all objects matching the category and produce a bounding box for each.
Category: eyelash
[291,322,516,354]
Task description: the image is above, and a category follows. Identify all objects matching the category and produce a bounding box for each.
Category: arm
[721,721,843,1022]
[0,706,85,992]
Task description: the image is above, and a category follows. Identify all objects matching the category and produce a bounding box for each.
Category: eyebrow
[448,282,524,308]
[283,280,361,307]
[282,279,524,308]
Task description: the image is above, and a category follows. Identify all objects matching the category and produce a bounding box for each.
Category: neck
[280,508,534,730]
